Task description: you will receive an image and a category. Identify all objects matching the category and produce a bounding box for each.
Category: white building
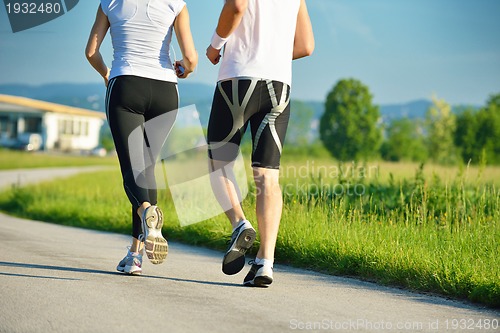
[0,94,106,152]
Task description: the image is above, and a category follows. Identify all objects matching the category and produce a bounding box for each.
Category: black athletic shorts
[207,77,291,169]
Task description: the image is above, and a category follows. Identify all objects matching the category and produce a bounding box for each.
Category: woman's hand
[174,60,192,79]
[103,68,110,87]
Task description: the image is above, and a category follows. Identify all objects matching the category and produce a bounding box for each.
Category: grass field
[0,150,498,308]
[0,148,117,170]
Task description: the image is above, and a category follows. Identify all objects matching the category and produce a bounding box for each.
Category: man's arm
[293,0,315,60]
[206,0,248,65]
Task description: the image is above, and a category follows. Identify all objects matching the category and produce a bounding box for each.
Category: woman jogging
[85,0,198,275]
[206,0,314,286]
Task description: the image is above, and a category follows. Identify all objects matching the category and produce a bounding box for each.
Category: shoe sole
[244,276,273,288]
[142,207,168,265]
[222,227,257,275]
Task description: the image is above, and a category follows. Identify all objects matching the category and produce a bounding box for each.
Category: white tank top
[218,0,301,86]
[100,0,185,82]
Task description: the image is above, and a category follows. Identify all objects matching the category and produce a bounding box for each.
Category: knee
[253,167,280,190]
[122,169,137,185]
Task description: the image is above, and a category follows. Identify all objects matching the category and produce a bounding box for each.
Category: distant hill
[0,82,479,133]
[380,99,433,121]
[301,99,435,123]
[0,82,215,114]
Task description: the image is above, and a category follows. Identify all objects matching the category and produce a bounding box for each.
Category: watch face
[3,0,80,33]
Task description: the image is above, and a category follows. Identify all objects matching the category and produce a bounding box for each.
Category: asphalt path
[0,168,498,332]
[0,166,107,190]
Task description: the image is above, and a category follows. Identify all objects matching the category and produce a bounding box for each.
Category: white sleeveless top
[100,0,185,82]
[218,0,301,86]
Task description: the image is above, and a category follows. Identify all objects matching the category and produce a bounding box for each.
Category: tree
[425,95,457,164]
[453,93,500,165]
[381,118,428,162]
[475,93,500,164]
[454,107,479,163]
[320,78,382,160]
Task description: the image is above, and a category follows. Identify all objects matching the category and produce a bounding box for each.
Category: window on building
[57,118,91,136]
[74,121,81,136]
[24,117,42,133]
[64,120,73,135]
[0,116,8,135]
[82,121,89,136]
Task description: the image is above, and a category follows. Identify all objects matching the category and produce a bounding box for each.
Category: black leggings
[106,75,178,238]
[207,78,291,169]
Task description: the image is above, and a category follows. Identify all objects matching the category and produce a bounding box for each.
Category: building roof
[0,94,106,119]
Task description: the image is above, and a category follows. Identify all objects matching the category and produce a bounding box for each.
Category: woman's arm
[174,6,198,79]
[85,5,110,86]
[293,0,315,60]
[206,0,248,65]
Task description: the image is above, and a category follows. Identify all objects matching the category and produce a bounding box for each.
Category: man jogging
[206,0,314,287]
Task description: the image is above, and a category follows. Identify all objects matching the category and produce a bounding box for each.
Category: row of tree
[319,78,500,165]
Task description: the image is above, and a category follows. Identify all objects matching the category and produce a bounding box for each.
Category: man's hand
[206,45,222,65]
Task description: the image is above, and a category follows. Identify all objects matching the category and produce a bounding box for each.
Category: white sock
[255,257,273,267]
[234,219,248,230]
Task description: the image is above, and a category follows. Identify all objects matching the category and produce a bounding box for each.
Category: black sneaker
[243,262,273,287]
[222,220,256,275]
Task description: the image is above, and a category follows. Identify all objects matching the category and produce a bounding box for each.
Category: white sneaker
[141,205,168,265]
[243,262,273,287]
[117,251,142,275]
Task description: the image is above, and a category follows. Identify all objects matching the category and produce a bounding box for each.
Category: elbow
[294,43,315,60]
[303,42,315,57]
[301,40,315,57]
[85,47,95,61]
[303,38,315,57]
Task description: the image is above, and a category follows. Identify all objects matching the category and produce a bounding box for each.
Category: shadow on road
[0,261,122,276]
[0,272,80,281]
[0,261,242,288]
[143,274,243,287]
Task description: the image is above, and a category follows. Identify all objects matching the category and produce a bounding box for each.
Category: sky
[0,0,499,105]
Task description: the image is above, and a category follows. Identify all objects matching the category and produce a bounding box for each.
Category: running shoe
[117,251,142,275]
[243,262,273,287]
[116,247,133,272]
[141,205,168,265]
[222,220,256,275]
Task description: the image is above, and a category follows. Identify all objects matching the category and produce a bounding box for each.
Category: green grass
[0,157,498,308]
[0,148,117,170]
